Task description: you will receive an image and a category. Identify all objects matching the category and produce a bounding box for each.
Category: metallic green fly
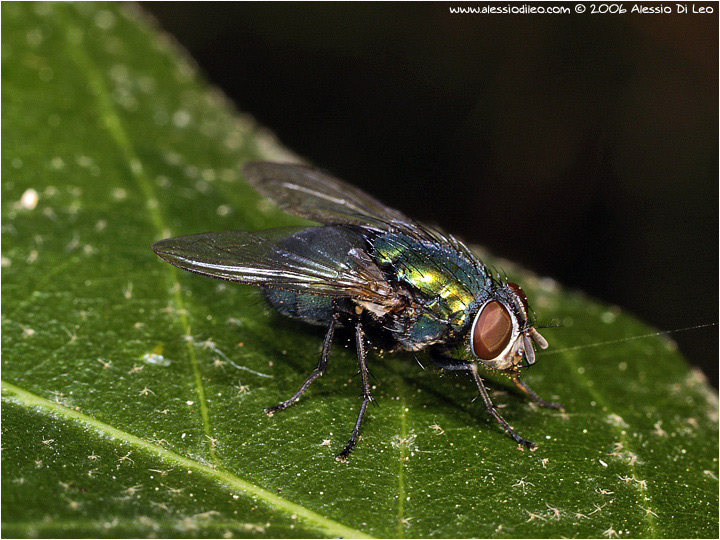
[153,162,562,460]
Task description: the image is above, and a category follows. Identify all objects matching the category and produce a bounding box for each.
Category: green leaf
[2,3,717,538]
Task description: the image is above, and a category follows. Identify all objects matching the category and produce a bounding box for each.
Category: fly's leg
[512,374,564,410]
[337,320,373,461]
[471,364,537,450]
[265,313,339,416]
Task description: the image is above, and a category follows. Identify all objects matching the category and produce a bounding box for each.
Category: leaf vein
[61,15,217,464]
[1,380,374,539]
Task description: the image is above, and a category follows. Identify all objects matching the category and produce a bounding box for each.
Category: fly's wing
[152,228,402,307]
[243,162,424,234]
[242,162,488,280]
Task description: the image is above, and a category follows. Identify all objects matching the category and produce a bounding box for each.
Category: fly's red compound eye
[507,282,529,311]
[471,301,514,360]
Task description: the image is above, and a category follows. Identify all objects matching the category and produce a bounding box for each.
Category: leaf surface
[2,3,717,538]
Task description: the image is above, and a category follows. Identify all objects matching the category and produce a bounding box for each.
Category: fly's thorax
[468,282,549,371]
[372,233,487,330]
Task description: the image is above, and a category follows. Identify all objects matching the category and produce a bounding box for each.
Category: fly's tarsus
[264,314,338,415]
[336,320,373,461]
[512,374,564,410]
[263,314,375,461]
[471,365,537,449]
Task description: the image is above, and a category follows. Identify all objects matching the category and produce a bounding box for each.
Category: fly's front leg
[265,313,339,416]
[512,374,564,410]
[337,320,373,461]
[471,364,537,450]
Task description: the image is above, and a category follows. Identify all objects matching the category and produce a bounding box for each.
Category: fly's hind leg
[265,313,339,416]
[511,374,564,410]
[336,320,373,462]
[471,364,537,450]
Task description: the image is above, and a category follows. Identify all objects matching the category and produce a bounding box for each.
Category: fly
[152,162,562,460]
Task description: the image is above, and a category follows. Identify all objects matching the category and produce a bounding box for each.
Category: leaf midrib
[1,381,374,539]
[23,12,371,537]
[60,11,218,466]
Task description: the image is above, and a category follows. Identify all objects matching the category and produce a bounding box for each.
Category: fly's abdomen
[263,226,368,325]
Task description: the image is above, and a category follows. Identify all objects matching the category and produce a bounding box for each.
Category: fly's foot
[336,438,359,462]
[511,431,537,450]
[264,402,290,416]
[517,442,539,451]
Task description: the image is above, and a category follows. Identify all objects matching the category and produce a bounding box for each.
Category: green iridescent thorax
[372,233,489,330]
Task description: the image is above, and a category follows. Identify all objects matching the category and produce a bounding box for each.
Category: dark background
[141,2,718,384]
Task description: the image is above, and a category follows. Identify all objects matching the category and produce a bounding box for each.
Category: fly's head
[469,282,548,372]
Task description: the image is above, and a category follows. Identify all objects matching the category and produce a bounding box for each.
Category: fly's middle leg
[511,374,564,410]
[265,313,339,416]
[471,365,537,450]
[336,320,373,461]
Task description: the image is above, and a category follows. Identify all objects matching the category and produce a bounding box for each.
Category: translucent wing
[152,227,402,307]
[242,162,488,277]
[243,162,424,235]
